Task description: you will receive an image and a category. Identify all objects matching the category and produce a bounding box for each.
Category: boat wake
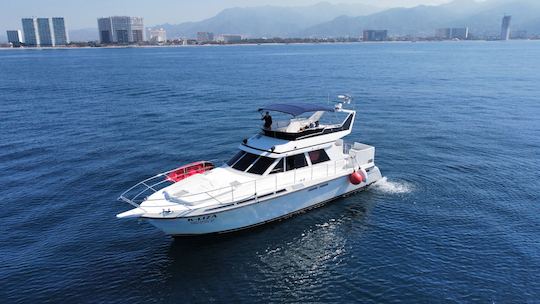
[372,177,412,194]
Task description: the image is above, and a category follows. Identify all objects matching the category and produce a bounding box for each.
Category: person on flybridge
[261,111,272,129]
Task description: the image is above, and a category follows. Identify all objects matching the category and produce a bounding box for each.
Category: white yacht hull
[144,167,382,236]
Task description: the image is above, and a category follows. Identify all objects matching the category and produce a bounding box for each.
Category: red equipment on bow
[165,161,214,183]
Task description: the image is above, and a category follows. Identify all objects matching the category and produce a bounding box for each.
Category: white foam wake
[372,177,412,194]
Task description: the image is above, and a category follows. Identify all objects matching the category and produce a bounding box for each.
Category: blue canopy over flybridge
[258,103,335,116]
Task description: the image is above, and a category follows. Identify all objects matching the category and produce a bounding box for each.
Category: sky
[2,0,454,32]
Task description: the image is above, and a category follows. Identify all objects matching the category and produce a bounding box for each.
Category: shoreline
[0,39,538,50]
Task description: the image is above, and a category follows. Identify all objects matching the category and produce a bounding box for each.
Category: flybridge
[257,99,355,141]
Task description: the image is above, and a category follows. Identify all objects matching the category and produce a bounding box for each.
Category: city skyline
[2,0,455,32]
[2,0,537,44]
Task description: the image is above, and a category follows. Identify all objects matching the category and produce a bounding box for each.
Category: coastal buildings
[363,30,388,41]
[511,30,528,40]
[6,30,22,46]
[197,32,214,42]
[21,18,39,46]
[149,28,166,43]
[21,17,69,47]
[451,28,469,40]
[97,16,145,44]
[435,28,451,39]
[97,18,113,43]
[501,15,511,40]
[52,17,69,45]
[436,27,469,40]
[218,34,242,43]
[37,18,54,46]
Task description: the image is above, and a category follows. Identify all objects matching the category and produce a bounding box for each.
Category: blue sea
[1,42,539,303]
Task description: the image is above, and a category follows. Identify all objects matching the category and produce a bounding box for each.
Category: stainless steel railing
[119,155,357,209]
[118,161,215,207]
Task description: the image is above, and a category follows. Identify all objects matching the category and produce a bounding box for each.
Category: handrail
[118,143,359,209]
[343,142,353,155]
[118,161,215,207]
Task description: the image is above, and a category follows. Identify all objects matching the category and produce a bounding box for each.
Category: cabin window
[232,153,259,171]
[308,149,330,165]
[286,153,308,171]
[247,156,275,175]
[269,158,284,174]
[227,151,245,166]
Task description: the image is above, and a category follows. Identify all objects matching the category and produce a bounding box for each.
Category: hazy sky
[2,0,453,31]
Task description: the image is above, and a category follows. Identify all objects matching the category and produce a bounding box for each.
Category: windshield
[232,153,259,171]
[227,151,276,175]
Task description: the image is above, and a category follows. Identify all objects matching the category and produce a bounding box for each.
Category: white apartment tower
[149,28,167,43]
[97,16,145,44]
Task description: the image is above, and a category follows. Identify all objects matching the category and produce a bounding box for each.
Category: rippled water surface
[1,42,539,303]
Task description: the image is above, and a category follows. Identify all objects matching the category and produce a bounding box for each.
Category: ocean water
[1,41,539,303]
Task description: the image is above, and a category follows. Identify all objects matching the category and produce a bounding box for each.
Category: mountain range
[153,2,382,39]
[151,0,540,39]
[2,0,539,42]
[300,0,540,37]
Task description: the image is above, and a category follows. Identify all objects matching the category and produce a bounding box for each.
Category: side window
[269,158,284,174]
[227,151,245,166]
[247,156,275,175]
[308,149,330,165]
[232,153,258,171]
[286,153,308,171]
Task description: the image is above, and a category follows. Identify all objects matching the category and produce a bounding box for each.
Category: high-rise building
[21,17,68,47]
[436,28,469,40]
[450,28,469,40]
[97,17,113,43]
[363,30,388,41]
[52,17,69,45]
[218,34,242,43]
[6,30,23,46]
[97,16,145,44]
[436,28,451,39]
[37,18,54,46]
[197,32,214,42]
[130,17,144,43]
[22,18,40,46]
[111,16,130,43]
[501,15,511,41]
[149,28,167,43]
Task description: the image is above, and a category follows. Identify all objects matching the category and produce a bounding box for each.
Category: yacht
[117,95,383,236]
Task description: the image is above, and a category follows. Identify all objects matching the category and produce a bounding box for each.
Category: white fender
[359,167,368,184]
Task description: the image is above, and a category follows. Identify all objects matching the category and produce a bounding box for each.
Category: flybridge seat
[258,103,354,141]
[281,111,325,133]
[268,111,325,134]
